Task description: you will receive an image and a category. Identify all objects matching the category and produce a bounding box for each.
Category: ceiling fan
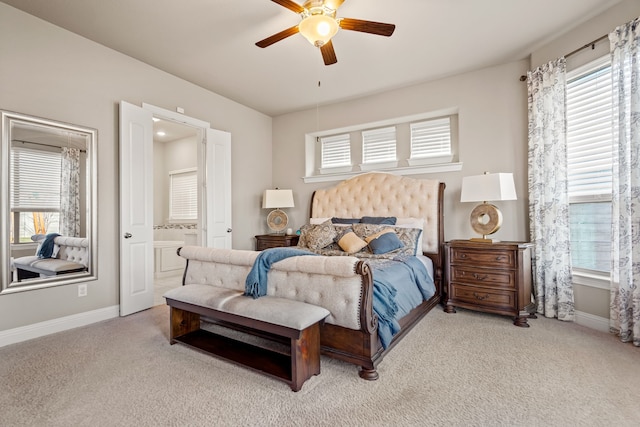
[256,0,396,66]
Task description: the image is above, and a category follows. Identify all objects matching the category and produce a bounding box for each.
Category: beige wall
[272,0,640,322]
[0,3,271,331]
[272,59,530,244]
[2,1,639,335]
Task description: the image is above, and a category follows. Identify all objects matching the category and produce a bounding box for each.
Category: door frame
[120,103,231,316]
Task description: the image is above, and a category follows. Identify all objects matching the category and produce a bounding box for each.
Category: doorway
[151,117,199,305]
[119,101,232,316]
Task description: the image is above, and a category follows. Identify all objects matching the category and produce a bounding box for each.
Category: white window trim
[572,268,611,290]
[304,108,460,183]
[304,162,463,184]
[566,55,614,286]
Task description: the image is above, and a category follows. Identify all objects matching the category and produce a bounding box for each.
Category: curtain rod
[11,139,86,153]
[565,34,609,59]
[520,34,609,81]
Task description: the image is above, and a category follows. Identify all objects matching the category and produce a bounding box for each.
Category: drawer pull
[473,292,490,301]
[495,255,507,261]
[472,273,488,281]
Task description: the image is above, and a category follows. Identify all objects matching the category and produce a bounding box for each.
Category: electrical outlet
[78,284,87,297]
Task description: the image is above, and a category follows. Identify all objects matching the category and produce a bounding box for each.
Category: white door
[205,128,232,248]
[119,101,154,316]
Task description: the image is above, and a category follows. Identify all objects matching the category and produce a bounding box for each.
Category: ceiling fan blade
[325,0,346,10]
[256,25,300,48]
[339,18,396,37]
[271,0,305,14]
[320,40,337,65]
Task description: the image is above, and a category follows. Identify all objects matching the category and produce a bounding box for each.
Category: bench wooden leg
[170,307,200,344]
[290,322,321,392]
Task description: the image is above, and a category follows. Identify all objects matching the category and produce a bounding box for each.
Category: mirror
[1,111,97,293]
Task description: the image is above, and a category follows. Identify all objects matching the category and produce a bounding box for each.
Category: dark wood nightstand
[255,234,299,251]
[444,240,536,327]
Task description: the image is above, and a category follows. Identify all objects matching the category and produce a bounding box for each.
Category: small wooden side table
[255,234,299,251]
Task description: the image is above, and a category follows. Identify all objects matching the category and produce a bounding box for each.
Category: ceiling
[2,0,622,116]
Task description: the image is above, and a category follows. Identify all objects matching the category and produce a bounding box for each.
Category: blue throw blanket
[370,256,435,349]
[37,233,60,259]
[244,247,318,299]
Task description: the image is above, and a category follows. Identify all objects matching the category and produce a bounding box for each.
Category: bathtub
[154,240,185,278]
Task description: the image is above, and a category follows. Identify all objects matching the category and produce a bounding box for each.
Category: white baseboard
[0,305,120,348]
[574,310,609,333]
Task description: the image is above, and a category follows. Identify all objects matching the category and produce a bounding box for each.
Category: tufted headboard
[310,172,445,285]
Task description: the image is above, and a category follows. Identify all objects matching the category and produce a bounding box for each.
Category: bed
[173,171,445,380]
[303,171,445,379]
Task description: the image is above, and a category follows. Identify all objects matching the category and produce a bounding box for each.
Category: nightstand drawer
[450,248,516,268]
[450,266,515,288]
[450,284,516,309]
[255,234,299,251]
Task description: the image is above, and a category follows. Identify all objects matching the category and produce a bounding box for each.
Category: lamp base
[266,209,289,233]
[469,237,501,243]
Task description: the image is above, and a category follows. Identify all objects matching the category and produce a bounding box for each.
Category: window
[566,57,613,274]
[410,117,452,161]
[320,133,351,170]
[10,146,61,243]
[169,169,197,221]
[303,110,461,183]
[362,126,396,164]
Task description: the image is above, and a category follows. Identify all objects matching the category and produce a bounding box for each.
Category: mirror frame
[1,110,98,293]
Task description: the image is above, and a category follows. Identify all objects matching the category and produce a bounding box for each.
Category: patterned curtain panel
[610,17,640,347]
[527,58,575,321]
[60,147,80,237]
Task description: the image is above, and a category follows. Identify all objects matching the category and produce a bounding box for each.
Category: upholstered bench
[164,284,330,392]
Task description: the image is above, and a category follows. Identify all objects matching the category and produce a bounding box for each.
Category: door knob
[124,232,132,239]
[227,228,232,233]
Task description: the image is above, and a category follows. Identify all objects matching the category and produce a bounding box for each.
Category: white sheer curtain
[60,147,80,237]
[610,17,640,347]
[527,58,575,321]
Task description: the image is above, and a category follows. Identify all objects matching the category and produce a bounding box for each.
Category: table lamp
[262,189,295,234]
[460,172,517,242]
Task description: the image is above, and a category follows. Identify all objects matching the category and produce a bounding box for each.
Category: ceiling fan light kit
[299,13,339,47]
[257,0,395,65]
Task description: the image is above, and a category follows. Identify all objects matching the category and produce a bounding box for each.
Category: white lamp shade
[460,173,517,203]
[299,14,339,47]
[262,189,295,209]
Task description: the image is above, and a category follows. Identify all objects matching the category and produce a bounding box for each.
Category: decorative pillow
[353,223,422,257]
[364,228,396,242]
[361,216,397,225]
[331,217,361,224]
[337,231,368,254]
[367,232,404,254]
[334,226,355,243]
[395,218,425,255]
[299,221,337,250]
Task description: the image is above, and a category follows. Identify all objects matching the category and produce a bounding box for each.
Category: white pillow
[309,217,352,227]
[309,217,330,225]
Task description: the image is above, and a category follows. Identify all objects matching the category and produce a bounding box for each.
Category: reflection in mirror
[1,111,97,293]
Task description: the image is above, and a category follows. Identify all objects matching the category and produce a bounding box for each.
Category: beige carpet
[1,305,639,427]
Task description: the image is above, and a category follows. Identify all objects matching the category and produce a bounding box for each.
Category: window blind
[362,126,396,164]
[410,117,451,159]
[169,170,197,220]
[566,58,613,199]
[10,146,61,211]
[320,134,351,168]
